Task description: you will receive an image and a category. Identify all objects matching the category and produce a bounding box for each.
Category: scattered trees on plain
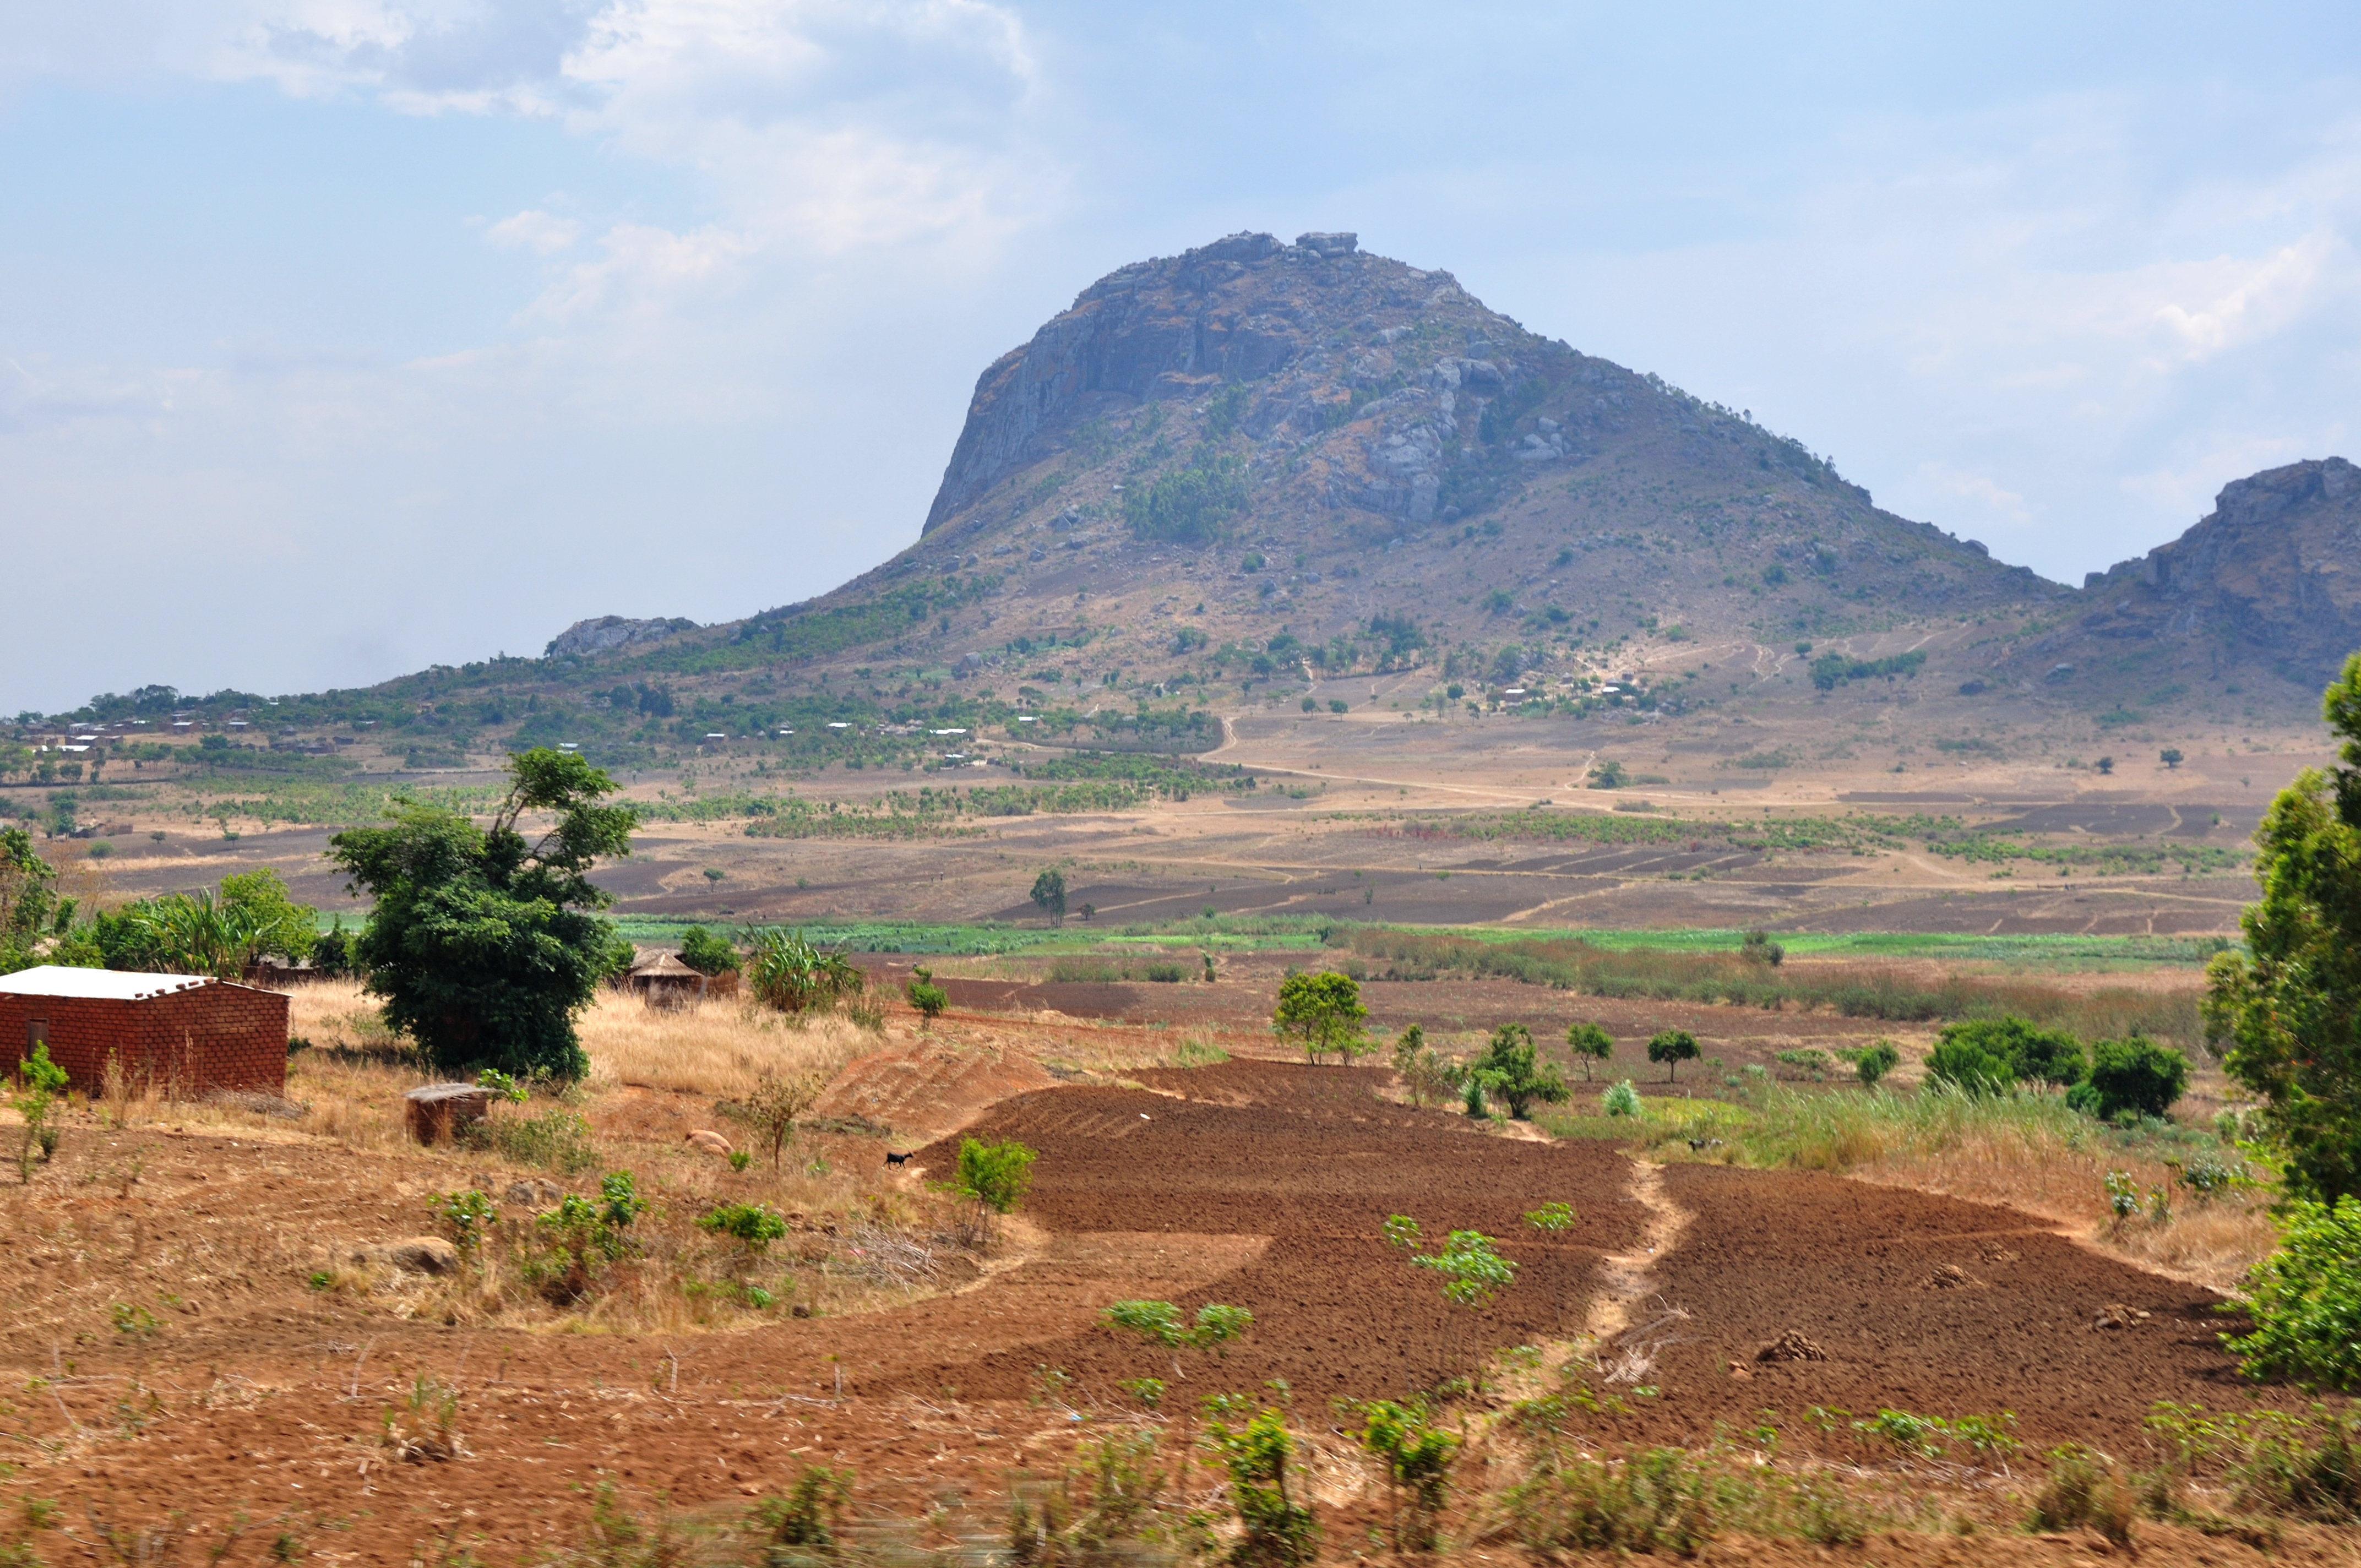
[1565,1022,1614,1080]
[1646,1028,1699,1082]
[1472,1023,1568,1119]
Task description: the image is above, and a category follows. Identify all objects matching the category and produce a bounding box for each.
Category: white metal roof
[0,966,214,1001]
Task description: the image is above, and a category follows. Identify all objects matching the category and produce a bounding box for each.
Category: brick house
[0,966,288,1096]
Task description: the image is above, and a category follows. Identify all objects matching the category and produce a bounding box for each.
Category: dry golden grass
[579,990,870,1098]
[1846,1132,2276,1293]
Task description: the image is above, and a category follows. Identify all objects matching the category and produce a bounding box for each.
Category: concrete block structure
[0,966,288,1096]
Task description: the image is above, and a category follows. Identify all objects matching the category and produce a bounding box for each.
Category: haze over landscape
[7,7,2361,1566]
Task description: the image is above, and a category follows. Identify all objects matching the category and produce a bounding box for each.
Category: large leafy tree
[1272,970,1369,1064]
[2206,654,2361,1206]
[329,749,637,1080]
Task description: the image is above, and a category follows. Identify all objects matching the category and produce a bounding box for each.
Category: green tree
[1030,868,1068,923]
[676,925,741,977]
[1272,970,1369,1065]
[219,868,318,960]
[1473,1023,1568,1119]
[955,1137,1036,1244]
[906,967,949,1025]
[328,748,637,1081]
[0,828,63,971]
[2222,1196,2361,1389]
[2206,654,2361,1206]
[2161,748,2184,769]
[1934,1016,2084,1087]
[1565,1022,1614,1081]
[1356,1400,1459,1554]
[1925,1034,2015,1095]
[1646,1028,1700,1082]
[1854,1040,1901,1087]
[2069,1035,2189,1121]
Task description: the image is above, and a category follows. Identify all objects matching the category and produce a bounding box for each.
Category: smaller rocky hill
[2014,458,2361,705]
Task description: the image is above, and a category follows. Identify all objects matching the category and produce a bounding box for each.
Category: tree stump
[405,1083,493,1145]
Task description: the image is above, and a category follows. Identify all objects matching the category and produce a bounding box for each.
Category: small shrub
[1853,1040,1900,1087]
[1208,1408,1319,1566]
[1358,1400,1459,1553]
[752,1466,853,1552]
[1739,929,1785,967]
[1143,961,1187,983]
[698,1202,789,1253]
[530,1172,648,1302]
[429,1189,498,1261]
[1505,1447,1715,1555]
[905,977,949,1021]
[955,1137,1036,1244]
[473,1108,600,1175]
[1603,1080,1641,1118]
[722,1069,828,1170]
[2030,1444,2134,1545]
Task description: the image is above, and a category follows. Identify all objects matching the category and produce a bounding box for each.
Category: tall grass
[1345,929,2202,1047]
[578,993,869,1099]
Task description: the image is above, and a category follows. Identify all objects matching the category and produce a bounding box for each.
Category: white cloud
[519,220,754,322]
[2148,230,2342,363]
[485,206,584,252]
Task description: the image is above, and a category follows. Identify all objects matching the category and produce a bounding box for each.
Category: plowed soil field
[0,1058,2300,1564]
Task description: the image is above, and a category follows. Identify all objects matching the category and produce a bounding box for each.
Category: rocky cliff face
[2025,459,2361,693]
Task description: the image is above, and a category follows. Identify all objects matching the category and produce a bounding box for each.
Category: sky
[4,1,2359,714]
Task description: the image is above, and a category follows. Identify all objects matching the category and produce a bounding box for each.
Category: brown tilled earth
[0,1054,2327,1565]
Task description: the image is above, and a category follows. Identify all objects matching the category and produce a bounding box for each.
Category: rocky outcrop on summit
[546,616,696,659]
[923,232,1331,532]
[2040,459,2361,688]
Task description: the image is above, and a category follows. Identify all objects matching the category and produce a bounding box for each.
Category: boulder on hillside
[545,616,697,659]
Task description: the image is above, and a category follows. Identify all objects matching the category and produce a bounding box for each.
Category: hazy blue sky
[5,2,2359,711]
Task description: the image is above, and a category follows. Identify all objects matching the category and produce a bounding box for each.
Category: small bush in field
[699,1202,789,1253]
[2069,1035,2189,1121]
[905,975,949,1022]
[1853,1041,1900,1087]
[2030,1444,2134,1545]
[1603,1080,1641,1118]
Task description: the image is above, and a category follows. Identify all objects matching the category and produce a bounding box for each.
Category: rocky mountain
[2013,459,2361,701]
[39,232,2358,754]
[796,230,2061,699]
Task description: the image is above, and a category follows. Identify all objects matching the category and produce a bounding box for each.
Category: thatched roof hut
[628,951,708,1009]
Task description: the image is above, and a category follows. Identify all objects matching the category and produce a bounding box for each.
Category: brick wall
[0,983,287,1096]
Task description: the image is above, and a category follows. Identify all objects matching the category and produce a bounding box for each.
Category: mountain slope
[2011,458,2361,703]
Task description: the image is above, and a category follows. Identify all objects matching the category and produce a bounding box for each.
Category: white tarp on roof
[0,966,213,1001]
